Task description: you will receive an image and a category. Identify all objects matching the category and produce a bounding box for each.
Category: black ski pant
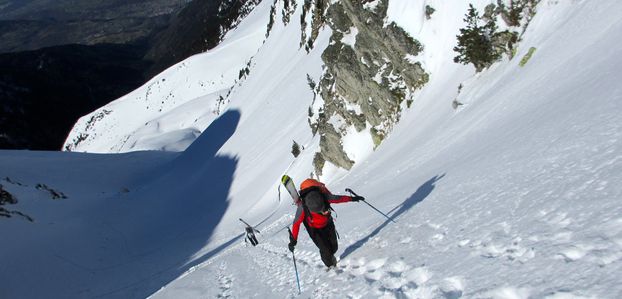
[247,233,258,246]
[305,220,338,267]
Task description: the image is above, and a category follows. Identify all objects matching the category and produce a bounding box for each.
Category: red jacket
[291,192,352,241]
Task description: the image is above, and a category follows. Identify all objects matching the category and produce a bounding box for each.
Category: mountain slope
[152,1,622,297]
[1,0,621,298]
[63,0,271,153]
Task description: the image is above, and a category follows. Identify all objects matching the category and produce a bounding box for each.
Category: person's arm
[327,193,364,203]
[291,205,305,241]
[289,205,304,252]
[327,194,352,204]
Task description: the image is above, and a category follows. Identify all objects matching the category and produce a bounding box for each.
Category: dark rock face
[0,0,188,150]
[0,43,152,150]
[0,0,184,20]
[145,0,262,76]
[0,0,187,53]
[1,182,33,222]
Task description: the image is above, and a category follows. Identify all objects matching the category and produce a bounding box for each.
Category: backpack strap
[302,201,313,222]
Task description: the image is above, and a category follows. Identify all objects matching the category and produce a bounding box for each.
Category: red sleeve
[327,195,352,204]
[291,205,305,241]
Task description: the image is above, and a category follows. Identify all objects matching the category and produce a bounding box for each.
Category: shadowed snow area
[0,110,240,298]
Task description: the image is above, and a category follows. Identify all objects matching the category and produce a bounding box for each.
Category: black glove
[288,239,297,252]
[351,195,365,202]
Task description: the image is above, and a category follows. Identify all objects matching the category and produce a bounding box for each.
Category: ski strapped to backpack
[281,175,300,203]
[281,175,335,222]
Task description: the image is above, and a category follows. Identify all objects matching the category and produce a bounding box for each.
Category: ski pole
[346,188,397,224]
[288,228,302,294]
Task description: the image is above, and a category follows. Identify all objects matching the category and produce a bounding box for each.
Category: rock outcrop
[306,0,429,175]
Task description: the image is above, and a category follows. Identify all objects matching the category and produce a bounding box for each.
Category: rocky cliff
[304,0,429,175]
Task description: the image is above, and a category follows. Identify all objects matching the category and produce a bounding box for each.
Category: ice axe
[346,188,397,224]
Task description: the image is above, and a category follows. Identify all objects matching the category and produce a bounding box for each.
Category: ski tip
[281,174,291,184]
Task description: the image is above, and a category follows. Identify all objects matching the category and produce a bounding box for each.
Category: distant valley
[0,0,254,150]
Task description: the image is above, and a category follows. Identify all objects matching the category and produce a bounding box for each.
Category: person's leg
[324,221,338,266]
[311,225,338,267]
[250,233,258,246]
[325,221,338,255]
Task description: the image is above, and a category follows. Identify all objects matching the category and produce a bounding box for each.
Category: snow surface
[341,26,359,48]
[2,0,622,298]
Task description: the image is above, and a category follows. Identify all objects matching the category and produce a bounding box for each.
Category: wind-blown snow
[2,1,622,298]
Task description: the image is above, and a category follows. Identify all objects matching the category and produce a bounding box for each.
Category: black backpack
[300,187,333,217]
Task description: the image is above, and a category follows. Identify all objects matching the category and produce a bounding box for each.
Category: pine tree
[453,4,501,72]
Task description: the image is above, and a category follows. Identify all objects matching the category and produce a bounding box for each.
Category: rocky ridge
[304,0,429,175]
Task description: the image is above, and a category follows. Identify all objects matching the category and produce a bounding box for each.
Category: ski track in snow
[152,216,469,299]
[216,262,234,298]
[150,192,622,299]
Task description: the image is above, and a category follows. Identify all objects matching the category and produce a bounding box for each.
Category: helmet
[300,178,324,191]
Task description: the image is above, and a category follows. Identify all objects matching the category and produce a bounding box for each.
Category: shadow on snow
[340,174,445,259]
[81,110,241,298]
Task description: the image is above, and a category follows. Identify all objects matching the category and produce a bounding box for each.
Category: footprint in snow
[216,262,234,298]
[471,236,535,263]
[344,257,367,276]
[545,212,572,229]
[439,277,465,299]
[479,286,531,299]
[340,256,465,298]
[366,258,388,271]
[400,237,413,244]
[557,245,589,262]
[404,266,431,286]
[544,290,596,299]
[387,260,409,275]
[364,269,385,283]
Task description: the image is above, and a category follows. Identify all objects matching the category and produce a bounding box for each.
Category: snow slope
[2,0,622,298]
[63,0,271,153]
